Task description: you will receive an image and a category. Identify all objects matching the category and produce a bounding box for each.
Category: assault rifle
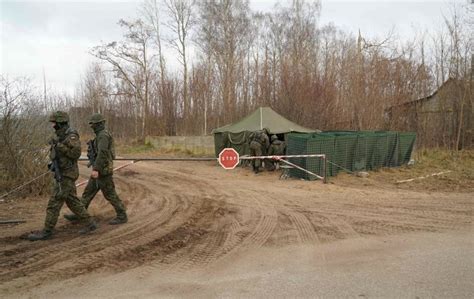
[86,140,96,168]
[49,142,63,182]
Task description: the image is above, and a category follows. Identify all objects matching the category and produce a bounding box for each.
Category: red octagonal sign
[218,148,240,169]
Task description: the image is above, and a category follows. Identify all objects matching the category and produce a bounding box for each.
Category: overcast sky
[0,0,467,95]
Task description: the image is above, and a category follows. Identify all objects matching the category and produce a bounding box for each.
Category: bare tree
[91,19,154,142]
[141,0,172,134]
[141,0,168,85]
[68,0,471,150]
[164,0,195,129]
[79,62,110,114]
[0,76,49,195]
[443,3,473,149]
[197,0,252,124]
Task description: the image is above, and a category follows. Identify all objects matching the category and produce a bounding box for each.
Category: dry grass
[117,142,473,192]
[115,141,213,158]
[336,149,474,193]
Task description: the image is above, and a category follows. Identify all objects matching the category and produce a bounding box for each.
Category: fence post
[323,154,328,184]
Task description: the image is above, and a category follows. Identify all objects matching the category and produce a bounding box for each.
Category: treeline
[4,0,474,145]
[1,0,472,195]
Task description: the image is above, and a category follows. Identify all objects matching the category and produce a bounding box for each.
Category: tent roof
[212,107,318,134]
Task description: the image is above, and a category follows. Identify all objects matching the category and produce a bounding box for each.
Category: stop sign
[218,148,240,169]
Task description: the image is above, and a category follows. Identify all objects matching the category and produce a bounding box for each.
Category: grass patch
[118,141,155,155]
[369,149,474,192]
[115,141,214,157]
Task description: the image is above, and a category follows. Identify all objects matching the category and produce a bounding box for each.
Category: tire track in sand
[1,166,192,287]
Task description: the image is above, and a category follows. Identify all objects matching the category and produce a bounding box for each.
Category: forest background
[1,0,473,193]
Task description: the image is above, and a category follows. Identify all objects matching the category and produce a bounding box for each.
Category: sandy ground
[1,161,473,298]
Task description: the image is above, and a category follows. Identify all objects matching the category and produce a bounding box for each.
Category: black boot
[27,229,52,241]
[79,220,98,234]
[109,216,128,225]
[64,213,79,222]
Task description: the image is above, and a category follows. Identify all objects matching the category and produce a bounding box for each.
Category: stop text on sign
[218,148,240,169]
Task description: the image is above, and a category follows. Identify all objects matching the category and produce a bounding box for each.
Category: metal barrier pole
[240,154,326,182]
[278,159,324,181]
[79,157,216,162]
[322,154,328,184]
[76,161,137,187]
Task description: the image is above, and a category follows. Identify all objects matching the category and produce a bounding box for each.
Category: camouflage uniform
[28,111,97,241]
[80,114,127,224]
[249,129,270,173]
[268,135,286,156]
[268,135,286,170]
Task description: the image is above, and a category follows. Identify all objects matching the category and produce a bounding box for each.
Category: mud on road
[0,161,472,296]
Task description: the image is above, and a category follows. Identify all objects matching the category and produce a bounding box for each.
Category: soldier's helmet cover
[49,111,69,123]
[271,134,278,141]
[262,127,270,134]
[88,113,106,124]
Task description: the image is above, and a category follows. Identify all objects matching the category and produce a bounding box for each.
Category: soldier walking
[28,111,98,241]
[64,113,128,225]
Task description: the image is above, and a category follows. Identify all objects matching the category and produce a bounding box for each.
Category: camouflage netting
[286,131,417,180]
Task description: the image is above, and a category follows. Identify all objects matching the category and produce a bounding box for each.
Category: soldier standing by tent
[28,111,98,241]
[268,135,286,170]
[248,128,270,174]
[64,113,128,225]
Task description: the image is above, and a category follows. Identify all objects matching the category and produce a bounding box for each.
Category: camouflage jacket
[91,128,116,176]
[268,140,286,156]
[249,130,270,149]
[50,127,81,180]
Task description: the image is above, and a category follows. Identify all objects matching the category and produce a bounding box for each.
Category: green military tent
[212,107,317,157]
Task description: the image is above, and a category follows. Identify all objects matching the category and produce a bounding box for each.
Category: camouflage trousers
[249,141,263,169]
[82,175,127,219]
[45,177,92,231]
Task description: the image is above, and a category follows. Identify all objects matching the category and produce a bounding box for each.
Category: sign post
[218,148,240,169]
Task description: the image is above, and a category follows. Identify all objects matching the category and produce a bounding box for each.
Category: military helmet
[49,111,69,123]
[271,134,278,141]
[88,113,106,124]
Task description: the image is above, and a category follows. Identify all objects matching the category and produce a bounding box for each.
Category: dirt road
[1,161,473,297]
